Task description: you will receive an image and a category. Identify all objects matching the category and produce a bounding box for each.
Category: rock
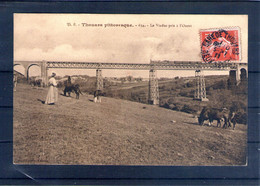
[208,156,215,160]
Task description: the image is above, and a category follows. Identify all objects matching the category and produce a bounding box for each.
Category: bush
[159,85,166,90]
[171,103,183,111]
[212,80,227,89]
[180,104,197,114]
[235,110,247,124]
[168,104,175,110]
[179,91,188,97]
[167,98,175,105]
[186,81,195,88]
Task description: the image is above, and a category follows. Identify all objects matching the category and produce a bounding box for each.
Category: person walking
[45,72,58,105]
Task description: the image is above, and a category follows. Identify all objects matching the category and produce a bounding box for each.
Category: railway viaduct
[13,60,247,104]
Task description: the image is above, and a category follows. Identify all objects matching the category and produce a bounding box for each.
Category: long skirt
[45,86,58,104]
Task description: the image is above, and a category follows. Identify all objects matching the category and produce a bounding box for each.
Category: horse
[64,84,83,99]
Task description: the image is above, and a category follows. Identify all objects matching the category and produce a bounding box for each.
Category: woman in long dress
[45,72,58,105]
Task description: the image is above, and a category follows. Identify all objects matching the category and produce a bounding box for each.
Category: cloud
[14,33,200,63]
[14,15,202,63]
[14,38,162,63]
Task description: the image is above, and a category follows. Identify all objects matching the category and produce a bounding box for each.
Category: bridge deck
[14,61,247,71]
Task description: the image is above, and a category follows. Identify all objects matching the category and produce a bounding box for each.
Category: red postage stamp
[200,27,241,63]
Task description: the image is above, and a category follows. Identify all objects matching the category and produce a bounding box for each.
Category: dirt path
[13,84,247,165]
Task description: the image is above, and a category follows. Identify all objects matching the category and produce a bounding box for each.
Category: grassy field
[13,83,247,165]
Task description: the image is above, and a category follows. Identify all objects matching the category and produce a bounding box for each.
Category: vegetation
[96,75,247,124]
[17,71,248,124]
[158,76,247,124]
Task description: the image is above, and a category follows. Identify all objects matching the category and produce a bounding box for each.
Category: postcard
[13,14,248,166]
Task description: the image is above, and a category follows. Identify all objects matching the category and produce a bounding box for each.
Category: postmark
[200,27,241,63]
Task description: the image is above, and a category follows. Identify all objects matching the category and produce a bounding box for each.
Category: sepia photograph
[13,14,248,166]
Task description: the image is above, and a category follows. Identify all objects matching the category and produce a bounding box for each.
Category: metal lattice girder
[194,70,208,101]
[42,61,246,71]
[148,69,159,105]
[14,61,246,96]
[96,69,103,90]
[14,60,246,71]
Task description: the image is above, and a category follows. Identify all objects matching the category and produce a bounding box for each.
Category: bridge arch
[14,63,22,67]
[27,64,41,81]
[236,64,248,84]
[14,64,26,77]
[228,64,247,87]
[13,61,48,86]
[240,68,247,82]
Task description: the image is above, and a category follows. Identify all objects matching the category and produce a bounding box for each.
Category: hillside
[13,84,247,165]
[18,74,248,124]
[102,75,247,124]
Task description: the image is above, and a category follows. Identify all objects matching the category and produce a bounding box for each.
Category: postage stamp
[200,27,241,63]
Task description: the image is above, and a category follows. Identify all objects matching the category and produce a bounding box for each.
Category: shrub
[171,103,183,111]
[168,104,175,109]
[167,98,175,105]
[179,91,188,97]
[234,110,247,124]
[159,85,166,90]
[212,80,227,89]
[181,104,197,114]
[186,81,195,88]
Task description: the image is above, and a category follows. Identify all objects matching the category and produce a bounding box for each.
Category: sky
[13,14,248,78]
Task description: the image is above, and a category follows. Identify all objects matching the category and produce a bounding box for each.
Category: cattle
[198,107,237,129]
[198,107,229,128]
[64,84,83,99]
[222,111,237,130]
[30,77,42,87]
[230,112,237,130]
